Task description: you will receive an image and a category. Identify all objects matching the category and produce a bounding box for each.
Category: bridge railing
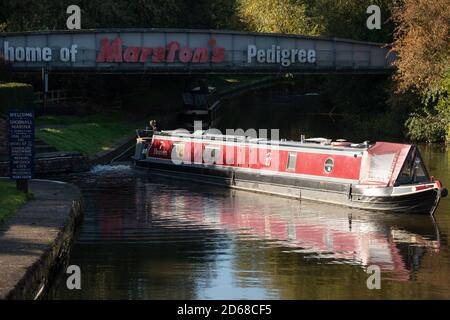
[34,90,86,105]
[35,90,65,104]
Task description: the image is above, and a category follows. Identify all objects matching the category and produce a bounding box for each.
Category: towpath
[0,179,81,299]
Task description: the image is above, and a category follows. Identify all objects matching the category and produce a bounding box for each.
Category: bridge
[0,29,395,74]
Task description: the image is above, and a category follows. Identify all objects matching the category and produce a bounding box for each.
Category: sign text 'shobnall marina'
[8,111,34,180]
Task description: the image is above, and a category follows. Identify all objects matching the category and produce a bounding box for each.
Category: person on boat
[149,120,158,132]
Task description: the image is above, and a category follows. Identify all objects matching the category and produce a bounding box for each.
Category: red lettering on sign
[123,47,140,63]
[95,37,225,65]
[179,47,193,63]
[139,47,153,63]
[96,37,123,63]
[212,47,225,63]
[152,47,165,63]
[166,41,180,63]
[208,38,217,47]
[192,48,208,63]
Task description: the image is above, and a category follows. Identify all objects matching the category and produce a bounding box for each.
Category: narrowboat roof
[155,129,376,152]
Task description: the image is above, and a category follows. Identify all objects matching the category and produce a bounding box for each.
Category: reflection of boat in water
[179,80,221,130]
[134,129,448,214]
[145,183,440,281]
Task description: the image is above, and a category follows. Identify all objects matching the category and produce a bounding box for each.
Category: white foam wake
[90,164,131,174]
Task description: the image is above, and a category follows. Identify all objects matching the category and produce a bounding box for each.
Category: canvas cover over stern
[359,142,412,186]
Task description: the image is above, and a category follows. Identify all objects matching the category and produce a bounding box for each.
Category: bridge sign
[0,29,395,74]
[8,111,35,180]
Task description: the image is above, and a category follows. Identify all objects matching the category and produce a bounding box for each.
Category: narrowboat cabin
[134,130,447,215]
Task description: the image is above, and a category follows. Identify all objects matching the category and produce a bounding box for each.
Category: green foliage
[405,72,450,142]
[1,0,177,31]
[234,0,397,41]
[308,0,395,42]
[0,180,28,223]
[237,0,321,35]
[180,0,241,29]
[391,0,450,142]
[0,0,398,37]
[392,0,449,96]
[0,0,240,31]
[431,72,450,116]
[405,112,448,143]
[0,82,35,114]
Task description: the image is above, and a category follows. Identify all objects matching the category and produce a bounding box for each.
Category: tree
[236,0,321,35]
[392,0,450,95]
[0,0,187,31]
[0,0,242,32]
[391,0,450,141]
[308,0,396,43]
[180,0,241,29]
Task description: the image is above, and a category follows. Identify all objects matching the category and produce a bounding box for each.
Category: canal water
[46,87,450,299]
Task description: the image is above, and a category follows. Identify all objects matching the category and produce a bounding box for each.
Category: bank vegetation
[0,180,28,223]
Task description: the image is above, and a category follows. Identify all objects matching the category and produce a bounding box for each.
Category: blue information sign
[8,111,35,180]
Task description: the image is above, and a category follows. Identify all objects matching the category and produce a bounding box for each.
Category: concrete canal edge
[0,179,82,300]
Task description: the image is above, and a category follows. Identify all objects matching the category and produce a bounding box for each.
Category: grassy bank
[36,113,142,157]
[0,180,28,223]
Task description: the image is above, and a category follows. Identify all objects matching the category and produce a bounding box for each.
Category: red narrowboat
[134,130,447,215]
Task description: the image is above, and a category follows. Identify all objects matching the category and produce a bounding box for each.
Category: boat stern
[353,180,446,215]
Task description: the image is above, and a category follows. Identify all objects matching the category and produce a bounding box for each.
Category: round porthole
[324,158,334,173]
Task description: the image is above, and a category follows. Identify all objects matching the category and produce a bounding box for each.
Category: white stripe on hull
[152,134,365,157]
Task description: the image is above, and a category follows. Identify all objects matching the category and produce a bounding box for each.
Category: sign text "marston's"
[96,37,225,64]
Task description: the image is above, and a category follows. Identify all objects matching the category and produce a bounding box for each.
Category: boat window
[173,143,185,160]
[286,152,297,171]
[204,146,220,164]
[413,156,429,182]
[324,158,334,173]
[398,154,413,183]
[396,150,429,185]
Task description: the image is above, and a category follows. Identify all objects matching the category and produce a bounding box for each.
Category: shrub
[0,82,35,114]
[404,72,450,143]
[405,111,449,143]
